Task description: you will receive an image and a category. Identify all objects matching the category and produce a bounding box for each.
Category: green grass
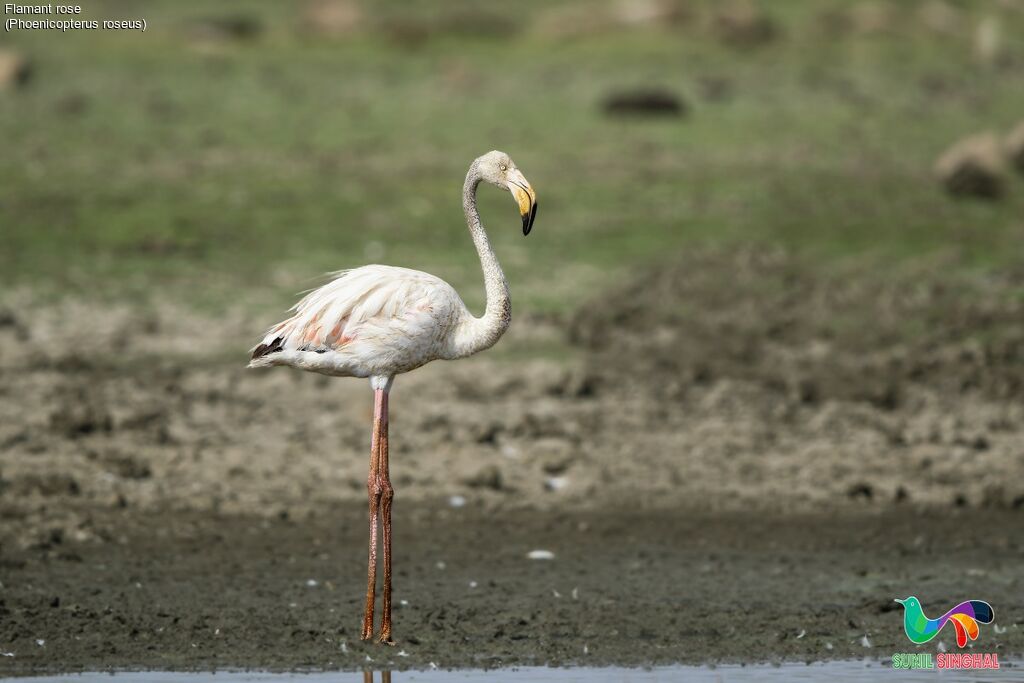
[2,0,1024,316]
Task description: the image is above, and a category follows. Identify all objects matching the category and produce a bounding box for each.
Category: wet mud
[2,506,1022,673]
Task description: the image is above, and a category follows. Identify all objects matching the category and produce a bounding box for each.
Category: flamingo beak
[508,169,537,236]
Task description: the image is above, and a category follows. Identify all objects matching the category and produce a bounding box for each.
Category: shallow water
[6,661,1020,683]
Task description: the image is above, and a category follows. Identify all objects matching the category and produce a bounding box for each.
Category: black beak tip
[523,200,537,236]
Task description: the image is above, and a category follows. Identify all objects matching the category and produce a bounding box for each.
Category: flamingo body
[249,265,470,377]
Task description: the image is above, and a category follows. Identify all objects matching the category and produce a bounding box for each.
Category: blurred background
[3,0,1023,309]
[2,0,1024,672]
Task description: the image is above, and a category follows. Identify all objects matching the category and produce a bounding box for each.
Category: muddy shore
[2,249,1024,672]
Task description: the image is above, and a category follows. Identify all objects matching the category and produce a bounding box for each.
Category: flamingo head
[475,150,538,235]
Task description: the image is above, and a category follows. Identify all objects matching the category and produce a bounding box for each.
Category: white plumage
[249,265,466,377]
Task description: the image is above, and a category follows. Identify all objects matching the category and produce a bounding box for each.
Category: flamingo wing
[250,265,461,373]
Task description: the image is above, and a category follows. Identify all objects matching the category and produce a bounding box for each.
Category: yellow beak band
[508,172,537,235]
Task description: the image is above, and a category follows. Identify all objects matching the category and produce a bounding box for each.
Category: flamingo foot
[360,613,375,641]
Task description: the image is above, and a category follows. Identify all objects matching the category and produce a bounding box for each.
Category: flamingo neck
[447,162,511,358]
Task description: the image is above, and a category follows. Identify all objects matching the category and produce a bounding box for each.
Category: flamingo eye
[500,164,507,171]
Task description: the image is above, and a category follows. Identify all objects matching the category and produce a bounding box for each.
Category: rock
[712,1,778,48]
[602,88,687,117]
[0,50,32,91]
[934,132,1007,199]
[301,0,362,37]
[1005,121,1024,173]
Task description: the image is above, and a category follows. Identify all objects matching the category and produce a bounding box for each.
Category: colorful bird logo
[895,596,995,648]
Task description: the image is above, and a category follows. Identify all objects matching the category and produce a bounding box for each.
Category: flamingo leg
[360,388,386,641]
[376,389,395,645]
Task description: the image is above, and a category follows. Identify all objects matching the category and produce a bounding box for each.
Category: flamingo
[247,151,537,644]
